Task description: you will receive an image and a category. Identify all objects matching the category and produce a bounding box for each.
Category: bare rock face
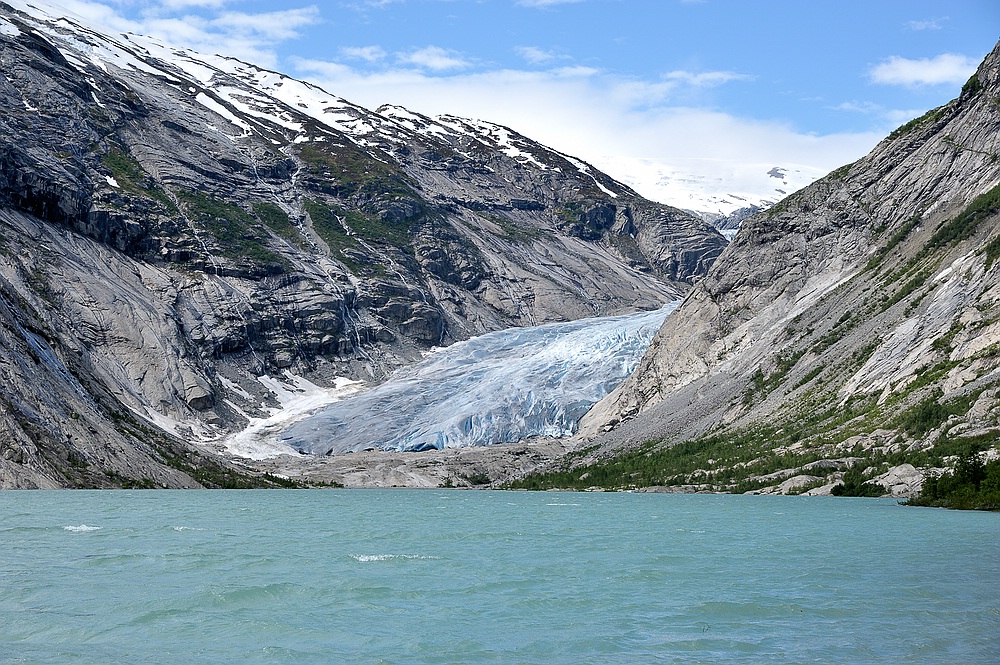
[0,4,726,487]
[576,41,1000,496]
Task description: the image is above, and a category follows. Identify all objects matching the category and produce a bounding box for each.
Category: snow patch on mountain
[590,155,826,218]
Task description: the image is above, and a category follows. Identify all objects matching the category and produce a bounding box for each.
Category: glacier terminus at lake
[277,303,678,455]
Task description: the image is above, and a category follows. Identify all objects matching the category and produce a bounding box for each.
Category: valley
[0,1,998,509]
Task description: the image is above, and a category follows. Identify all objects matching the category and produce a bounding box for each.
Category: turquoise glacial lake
[1,490,997,664]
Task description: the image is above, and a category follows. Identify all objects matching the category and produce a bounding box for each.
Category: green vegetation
[508,424,828,492]
[252,201,304,247]
[297,143,416,201]
[865,215,921,271]
[879,268,932,313]
[177,190,288,271]
[509,357,997,499]
[484,213,549,243]
[556,200,612,238]
[886,106,948,140]
[924,182,1000,253]
[109,410,300,489]
[304,197,419,274]
[983,233,1000,269]
[830,467,884,497]
[303,199,363,273]
[961,73,982,97]
[101,148,177,212]
[763,189,809,219]
[742,350,805,405]
[907,452,1000,510]
[462,471,492,486]
[897,390,972,437]
[828,162,854,181]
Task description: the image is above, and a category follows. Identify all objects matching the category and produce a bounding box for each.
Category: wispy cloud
[516,46,565,65]
[834,101,931,129]
[341,45,387,63]
[905,17,947,31]
[664,70,752,87]
[516,0,584,7]
[397,46,470,71]
[835,101,884,114]
[212,7,320,42]
[156,0,231,9]
[869,53,979,87]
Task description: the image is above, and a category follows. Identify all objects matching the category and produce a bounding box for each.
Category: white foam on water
[64,525,101,532]
[350,554,441,562]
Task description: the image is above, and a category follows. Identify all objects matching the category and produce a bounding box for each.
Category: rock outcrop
[0,3,725,487]
[569,41,1000,496]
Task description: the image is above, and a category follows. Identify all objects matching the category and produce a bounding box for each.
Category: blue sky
[42,0,1000,193]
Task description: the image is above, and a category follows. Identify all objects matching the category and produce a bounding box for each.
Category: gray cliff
[571,41,1000,496]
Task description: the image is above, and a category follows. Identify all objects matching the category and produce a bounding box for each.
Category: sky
[27,0,1000,206]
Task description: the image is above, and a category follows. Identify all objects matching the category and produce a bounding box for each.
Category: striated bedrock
[0,3,725,487]
[569,42,1000,497]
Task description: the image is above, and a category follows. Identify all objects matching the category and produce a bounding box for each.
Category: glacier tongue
[279,304,679,454]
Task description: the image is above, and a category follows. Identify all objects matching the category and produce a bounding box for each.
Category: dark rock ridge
[0,3,725,487]
[570,42,1000,497]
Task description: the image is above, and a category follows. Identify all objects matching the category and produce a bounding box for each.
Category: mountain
[522,42,1000,500]
[589,155,826,223]
[0,1,726,488]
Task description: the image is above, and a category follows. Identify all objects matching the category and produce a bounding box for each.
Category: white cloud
[835,101,883,115]
[157,0,230,9]
[397,46,470,71]
[341,45,387,63]
[35,0,323,68]
[516,46,563,65]
[869,53,978,87]
[293,59,879,182]
[213,8,320,41]
[516,0,584,7]
[905,17,947,31]
[663,70,752,87]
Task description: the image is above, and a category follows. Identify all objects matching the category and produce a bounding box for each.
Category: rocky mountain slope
[531,42,1000,498]
[0,2,725,488]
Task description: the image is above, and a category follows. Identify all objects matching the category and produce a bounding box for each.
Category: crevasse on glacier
[279,303,679,454]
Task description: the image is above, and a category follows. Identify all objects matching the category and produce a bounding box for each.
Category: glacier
[278,303,679,454]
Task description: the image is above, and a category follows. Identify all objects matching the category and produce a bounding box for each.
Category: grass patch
[101,149,177,212]
[297,143,415,200]
[924,183,1000,252]
[253,201,304,247]
[303,199,365,273]
[887,106,947,141]
[483,213,549,243]
[743,350,806,404]
[866,215,921,271]
[896,389,973,437]
[177,191,288,272]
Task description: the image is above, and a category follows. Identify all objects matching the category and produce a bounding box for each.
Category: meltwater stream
[278,302,678,455]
